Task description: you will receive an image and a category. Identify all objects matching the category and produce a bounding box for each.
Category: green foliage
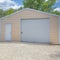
[23,0,56,12]
[0,7,23,18]
[41,0,56,12]
[18,7,23,11]
[5,8,15,15]
[0,9,5,18]
[51,11,60,15]
[0,8,16,18]
[23,0,44,10]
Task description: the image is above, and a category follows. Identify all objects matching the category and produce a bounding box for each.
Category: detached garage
[0,8,60,44]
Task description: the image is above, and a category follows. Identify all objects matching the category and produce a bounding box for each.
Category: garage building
[0,8,60,44]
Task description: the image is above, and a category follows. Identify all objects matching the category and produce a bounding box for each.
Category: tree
[0,8,16,18]
[5,8,15,15]
[18,7,23,11]
[0,9,5,18]
[23,0,56,12]
[51,11,60,15]
[41,0,56,12]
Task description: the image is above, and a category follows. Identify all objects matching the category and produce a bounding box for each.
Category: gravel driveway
[0,43,60,60]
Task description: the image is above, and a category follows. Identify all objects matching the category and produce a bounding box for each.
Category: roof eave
[0,8,60,20]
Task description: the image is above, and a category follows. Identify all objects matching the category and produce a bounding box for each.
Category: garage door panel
[21,19,50,43]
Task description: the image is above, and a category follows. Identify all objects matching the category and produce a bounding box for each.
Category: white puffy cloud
[0,0,5,2]
[45,0,48,1]
[0,0,23,10]
[56,0,60,2]
[54,8,60,12]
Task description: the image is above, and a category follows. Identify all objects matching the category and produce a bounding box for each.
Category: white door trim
[59,17,60,44]
[0,21,1,41]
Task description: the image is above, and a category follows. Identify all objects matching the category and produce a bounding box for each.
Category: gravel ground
[0,43,60,60]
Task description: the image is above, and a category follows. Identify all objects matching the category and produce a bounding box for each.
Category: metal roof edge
[0,8,26,20]
[25,8,60,17]
[0,8,60,20]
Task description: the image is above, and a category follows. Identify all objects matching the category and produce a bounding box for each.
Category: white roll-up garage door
[21,19,50,43]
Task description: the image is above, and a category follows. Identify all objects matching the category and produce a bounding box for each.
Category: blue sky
[13,0,60,6]
[13,0,23,5]
[0,0,60,11]
[55,0,60,7]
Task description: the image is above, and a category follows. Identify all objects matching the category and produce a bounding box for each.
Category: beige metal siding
[20,10,49,19]
[1,20,20,41]
[0,9,59,44]
[50,16,58,44]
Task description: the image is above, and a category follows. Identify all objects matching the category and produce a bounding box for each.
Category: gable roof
[0,8,60,20]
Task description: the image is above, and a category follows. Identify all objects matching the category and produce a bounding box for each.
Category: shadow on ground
[49,51,60,58]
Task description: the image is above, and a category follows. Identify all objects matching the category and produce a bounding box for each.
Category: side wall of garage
[0,9,59,44]
[50,16,58,44]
